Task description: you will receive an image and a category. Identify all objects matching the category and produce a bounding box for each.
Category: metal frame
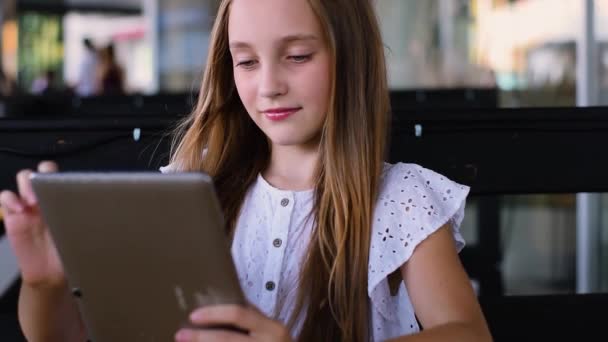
[576,0,602,294]
[3,105,608,296]
[390,106,608,295]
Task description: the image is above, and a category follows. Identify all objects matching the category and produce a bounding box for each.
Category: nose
[259,64,287,99]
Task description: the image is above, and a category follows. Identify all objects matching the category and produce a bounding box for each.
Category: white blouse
[160,162,469,341]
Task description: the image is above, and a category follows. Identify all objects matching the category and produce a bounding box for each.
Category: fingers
[16,169,36,206]
[14,161,57,207]
[189,305,260,333]
[175,329,250,342]
[0,190,25,215]
[185,305,290,341]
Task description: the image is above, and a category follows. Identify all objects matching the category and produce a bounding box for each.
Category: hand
[175,305,293,342]
[0,161,66,288]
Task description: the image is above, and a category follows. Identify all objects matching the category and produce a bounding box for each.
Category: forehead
[228,0,323,44]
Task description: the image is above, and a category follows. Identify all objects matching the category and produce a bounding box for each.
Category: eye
[288,54,312,63]
[236,60,257,69]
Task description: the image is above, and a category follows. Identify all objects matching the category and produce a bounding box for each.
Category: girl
[0,0,492,341]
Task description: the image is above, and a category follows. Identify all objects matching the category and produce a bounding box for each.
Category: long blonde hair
[170,0,389,340]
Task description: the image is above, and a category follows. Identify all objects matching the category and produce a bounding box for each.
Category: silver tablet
[30,172,245,342]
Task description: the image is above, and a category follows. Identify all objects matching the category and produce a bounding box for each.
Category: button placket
[260,192,294,308]
[272,197,289,250]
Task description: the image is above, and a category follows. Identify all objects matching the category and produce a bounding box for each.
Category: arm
[19,283,87,342]
[1,162,87,342]
[387,224,492,342]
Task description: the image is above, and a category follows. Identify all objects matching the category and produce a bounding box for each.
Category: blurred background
[1,0,608,340]
[1,0,607,102]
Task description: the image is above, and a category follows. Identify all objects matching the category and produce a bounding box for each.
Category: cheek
[234,74,257,112]
[302,62,331,115]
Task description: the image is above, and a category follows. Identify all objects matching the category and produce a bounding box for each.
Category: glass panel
[376,0,496,90]
[597,0,608,105]
[157,0,216,93]
[459,193,608,295]
[375,0,608,108]
[18,12,64,93]
[601,196,608,291]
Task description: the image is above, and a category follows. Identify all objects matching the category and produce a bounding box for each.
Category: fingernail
[190,311,202,322]
[175,329,193,341]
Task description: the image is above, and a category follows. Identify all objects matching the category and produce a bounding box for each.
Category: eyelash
[235,54,313,69]
[236,60,257,68]
[288,54,313,63]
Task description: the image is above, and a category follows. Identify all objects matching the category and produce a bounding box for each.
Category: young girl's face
[228,0,331,148]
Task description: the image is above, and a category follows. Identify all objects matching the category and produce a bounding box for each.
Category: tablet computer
[30,172,246,341]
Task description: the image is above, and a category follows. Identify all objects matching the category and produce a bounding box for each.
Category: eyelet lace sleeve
[368,163,470,322]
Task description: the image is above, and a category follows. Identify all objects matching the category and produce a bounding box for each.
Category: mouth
[262,107,301,121]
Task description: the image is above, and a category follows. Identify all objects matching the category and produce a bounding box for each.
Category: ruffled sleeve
[368,163,470,321]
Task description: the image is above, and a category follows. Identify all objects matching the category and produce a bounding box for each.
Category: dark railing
[2,92,606,341]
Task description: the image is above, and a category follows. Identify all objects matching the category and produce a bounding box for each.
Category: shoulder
[378,162,470,208]
[375,163,470,235]
[368,162,470,297]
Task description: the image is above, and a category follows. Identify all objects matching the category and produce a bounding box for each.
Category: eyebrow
[229,34,319,49]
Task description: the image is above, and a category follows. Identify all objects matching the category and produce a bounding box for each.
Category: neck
[263,141,319,191]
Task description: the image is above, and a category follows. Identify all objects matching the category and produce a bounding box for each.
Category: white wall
[63,13,155,94]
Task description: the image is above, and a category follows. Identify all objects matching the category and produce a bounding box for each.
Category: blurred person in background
[0,69,16,96]
[30,70,59,95]
[75,38,99,97]
[96,43,125,95]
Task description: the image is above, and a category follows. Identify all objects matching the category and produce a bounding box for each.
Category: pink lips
[263,107,300,121]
